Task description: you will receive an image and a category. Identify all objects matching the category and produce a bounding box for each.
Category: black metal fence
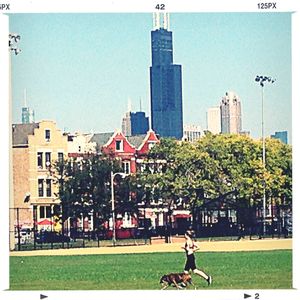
[11,227,153,251]
[192,205,292,240]
[10,205,292,251]
[9,207,152,251]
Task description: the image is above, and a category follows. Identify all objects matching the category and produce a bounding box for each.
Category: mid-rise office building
[21,89,35,124]
[183,124,202,142]
[207,106,221,134]
[131,111,149,135]
[271,131,288,144]
[122,112,132,136]
[22,107,35,124]
[122,110,149,136]
[220,91,242,134]
[150,12,183,139]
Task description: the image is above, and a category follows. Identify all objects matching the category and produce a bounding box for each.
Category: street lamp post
[255,75,275,236]
[9,33,21,55]
[111,171,129,246]
[9,32,21,251]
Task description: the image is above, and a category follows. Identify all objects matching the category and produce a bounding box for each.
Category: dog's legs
[189,280,196,290]
[172,280,183,290]
[161,283,169,290]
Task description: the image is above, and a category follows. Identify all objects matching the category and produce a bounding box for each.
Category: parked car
[35,231,71,244]
[284,215,292,234]
[15,228,33,245]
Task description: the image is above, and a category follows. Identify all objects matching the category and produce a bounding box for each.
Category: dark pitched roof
[91,132,147,151]
[127,134,147,148]
[12,123,39,146]
[90,132,114,150]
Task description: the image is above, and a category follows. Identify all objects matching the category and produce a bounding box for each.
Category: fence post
[33,205,37,250]
[16,208,21,251]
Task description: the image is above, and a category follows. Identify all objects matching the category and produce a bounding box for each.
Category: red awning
[174,214,191,219]
[37,219,53,225]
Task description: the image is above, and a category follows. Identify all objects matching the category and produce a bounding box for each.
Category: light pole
[111,171,129,246]
[9,32,21,251]
[9,33,21,55]
[255,75,275,236]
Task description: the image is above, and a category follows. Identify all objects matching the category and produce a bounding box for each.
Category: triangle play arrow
[244,294,251,299]
[40,294,48,300]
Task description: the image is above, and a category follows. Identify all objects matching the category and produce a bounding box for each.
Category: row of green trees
[137,133,292,209]
[54,133,292,230]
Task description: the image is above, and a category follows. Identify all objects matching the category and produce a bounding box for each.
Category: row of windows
[37,152,64,169]
[38,163,129,198]
[116,140,156,152]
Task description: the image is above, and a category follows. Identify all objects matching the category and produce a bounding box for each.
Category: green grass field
[10,250,292,290]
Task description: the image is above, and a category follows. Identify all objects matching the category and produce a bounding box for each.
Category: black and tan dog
[160,272,194,290]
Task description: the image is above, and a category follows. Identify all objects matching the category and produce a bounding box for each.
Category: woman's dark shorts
[184,254,197,271]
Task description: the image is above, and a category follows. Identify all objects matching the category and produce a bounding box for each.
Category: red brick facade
[102,130,159,174]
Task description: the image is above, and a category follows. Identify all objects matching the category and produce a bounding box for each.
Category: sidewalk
[10,238,292,257]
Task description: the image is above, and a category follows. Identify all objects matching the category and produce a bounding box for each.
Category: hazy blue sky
[9,13,291,141]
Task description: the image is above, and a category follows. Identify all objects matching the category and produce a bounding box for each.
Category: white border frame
[2,1,299,300]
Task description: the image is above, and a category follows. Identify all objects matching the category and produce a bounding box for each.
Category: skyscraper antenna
[153,12,160,30]
[127,97,132,112]
[139,97,142,111]
[163,13,170,30]
[153,12,170,30]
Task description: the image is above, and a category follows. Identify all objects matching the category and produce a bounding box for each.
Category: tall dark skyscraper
[121,99,149,136]
[131,112,149,135]
[150,13,183,139]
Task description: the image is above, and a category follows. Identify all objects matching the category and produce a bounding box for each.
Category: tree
[139,133,292,224]
[53,155,123,232]
[264,138,292,206]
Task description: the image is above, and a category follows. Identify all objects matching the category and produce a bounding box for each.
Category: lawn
[10,250,292,290]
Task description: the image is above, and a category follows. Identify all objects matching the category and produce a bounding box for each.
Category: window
[148,141,156,150]
[116,140,123,151]
[45,206,51,218]
[45,152,51,168]
[37,152,43,168]
[39,206,52,219]
[58,152,64,163]
[46,179,52,197]
[39,206,45,218]
[45,129,51,141]
[123,161,130,174]
[38,179,44,197]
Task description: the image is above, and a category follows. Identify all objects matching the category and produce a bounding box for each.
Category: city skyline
[10,13,292,142]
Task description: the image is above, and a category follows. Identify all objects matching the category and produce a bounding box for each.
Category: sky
[9,12,292,141]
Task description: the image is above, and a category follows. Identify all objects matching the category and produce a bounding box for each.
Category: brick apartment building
[12,120,68,232]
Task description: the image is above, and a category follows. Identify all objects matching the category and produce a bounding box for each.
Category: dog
[159,272,194,290]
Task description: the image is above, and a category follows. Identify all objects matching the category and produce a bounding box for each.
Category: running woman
[182,230,212,285]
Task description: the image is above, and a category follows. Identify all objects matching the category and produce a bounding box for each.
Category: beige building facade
[12,120,68,233]
[207,106,221,134]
